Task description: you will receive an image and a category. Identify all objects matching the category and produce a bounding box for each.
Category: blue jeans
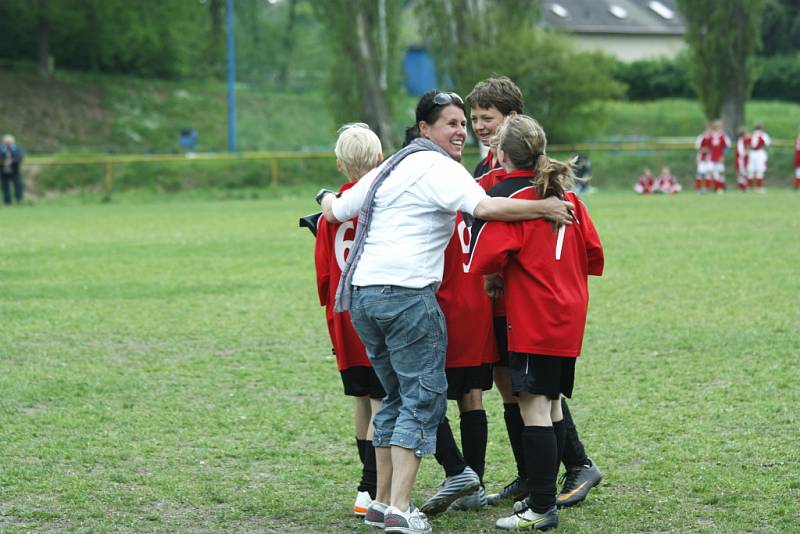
[1,172,23,204]
[349,284,447,457]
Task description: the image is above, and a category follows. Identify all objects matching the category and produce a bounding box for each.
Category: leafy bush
[752,54,800,102]
[461,29,626,143]
[612,52,800,103]
[612,53,695,101]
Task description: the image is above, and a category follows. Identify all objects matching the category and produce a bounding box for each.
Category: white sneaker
[364,500,388,528]
[495,506,558,530]
[354,490,372,517]
[384,504,432,534]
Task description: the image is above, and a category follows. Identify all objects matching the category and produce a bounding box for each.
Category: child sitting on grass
[655,166,682,194]
[634,168,655,194]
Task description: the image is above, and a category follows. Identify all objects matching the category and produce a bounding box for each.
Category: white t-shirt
[331,150,488,288]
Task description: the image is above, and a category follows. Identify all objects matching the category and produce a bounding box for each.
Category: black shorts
[509,353,576,400]
[493,316,510,367]
[340,366,386,399]
[445,364,493,400]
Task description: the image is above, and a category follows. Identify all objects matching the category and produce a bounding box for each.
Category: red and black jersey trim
[467,177,533,266]
[473,152,498,180]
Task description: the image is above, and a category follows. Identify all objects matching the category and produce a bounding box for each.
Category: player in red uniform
[420,206,497,514]
[734,127,750,192]
[655,166,681,194]
[695,124,711,192]
[314,123,385,517]
[467,115,604,530]
[634,167,655,194]
[793,128,800,191]
[747,123,771,192]
[707,120,731,192]
[466,77,603,511]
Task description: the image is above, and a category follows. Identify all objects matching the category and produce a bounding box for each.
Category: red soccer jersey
[436,212,498,367]
[467,175,604,358]
[794,136,800,168]
[696,134,710,162]
[473,151,497,181]
[750,130,769,150]
[708,132,730,162]
[314,181,370,371]
[656,174,676,192]
[637,173,655,193]
[735,135,750,172]
[477,166,507,192]
[475,164,508,316]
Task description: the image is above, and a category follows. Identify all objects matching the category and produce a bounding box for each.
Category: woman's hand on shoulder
[540,196,574,226]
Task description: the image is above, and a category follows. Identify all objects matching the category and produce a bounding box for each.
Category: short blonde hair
[2,134,15,145]
[335,123,382,180]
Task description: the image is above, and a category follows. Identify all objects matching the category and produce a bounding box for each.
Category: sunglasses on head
[432,92,464,106]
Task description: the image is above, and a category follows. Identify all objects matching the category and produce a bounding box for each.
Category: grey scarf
[334,137,451,311]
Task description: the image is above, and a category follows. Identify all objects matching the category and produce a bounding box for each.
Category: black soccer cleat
[556,458,603,508]
[486,476,528,506]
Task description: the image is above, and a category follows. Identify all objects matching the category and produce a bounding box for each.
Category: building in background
[541,0,686,62]
[403,0,687,94]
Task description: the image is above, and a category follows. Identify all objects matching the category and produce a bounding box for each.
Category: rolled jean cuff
[390,429,437,458]
[371,431,393,449]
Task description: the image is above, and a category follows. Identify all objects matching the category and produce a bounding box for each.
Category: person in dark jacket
[1,134,24,205]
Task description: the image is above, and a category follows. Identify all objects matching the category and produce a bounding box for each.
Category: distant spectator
[793,127,799,191]
[747,123,771,193]
[1,134,24,205]
[734,127,750,192]
[655,166,681,194]
[572,154,594,195]
[634,168,655,194]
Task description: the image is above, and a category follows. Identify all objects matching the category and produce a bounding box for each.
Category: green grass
[604,98,800,140]
[5,67,799,193]
[1,188,799,533]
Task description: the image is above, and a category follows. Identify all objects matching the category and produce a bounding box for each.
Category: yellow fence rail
[25,138,796,194]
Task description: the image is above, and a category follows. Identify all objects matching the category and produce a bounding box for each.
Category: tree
[760,0,800,57]
[36,0,52,77]
[416,0,624,143]
[416,0,541,98]
[206,0,225,78]
[677,0,765,135]
[314,0,400,150]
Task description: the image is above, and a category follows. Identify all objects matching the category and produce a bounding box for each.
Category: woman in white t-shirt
[318,90,573,534]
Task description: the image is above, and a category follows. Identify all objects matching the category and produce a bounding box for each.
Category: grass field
[1,189,799,533]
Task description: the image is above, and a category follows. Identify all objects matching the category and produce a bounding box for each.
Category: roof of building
[542,0,686,35]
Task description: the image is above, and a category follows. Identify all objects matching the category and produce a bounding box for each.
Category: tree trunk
[209,0,224,78]
[355,10,397,150]
[277,0,297,88]
[720,91,744,139]
[720,0,752,137]
[37,0,51,78]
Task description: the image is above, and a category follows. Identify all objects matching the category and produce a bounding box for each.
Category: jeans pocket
[414,372,447,428]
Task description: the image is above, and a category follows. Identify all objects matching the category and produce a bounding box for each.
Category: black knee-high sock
[460,409,488,483]
[552,420,566,481]
[560,398,589,468]
[523,426,557,513]
[503,403,526,479]
[434,417,467,477]
[356,437,366,464]
[356,439,377,498]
